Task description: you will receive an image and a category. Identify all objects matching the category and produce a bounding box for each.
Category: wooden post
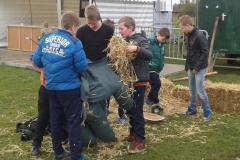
[206,17,219,73]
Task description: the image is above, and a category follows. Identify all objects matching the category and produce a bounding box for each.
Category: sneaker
[202,110,211,121]
[123,134,136,142]
[236,156,240,160]
[116,114,128,125]
[128,140,147,153]
[145,98,154,106]
[116,118,126,125]
[183,106,197,116]
[80,155,88,160]
[54,150,71,160]
[31,146,41,157]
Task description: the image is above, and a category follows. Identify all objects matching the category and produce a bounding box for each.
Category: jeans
[48,88,82,160]
[187,68,211,112]
[148,72,161,104]
[129,86,146,141]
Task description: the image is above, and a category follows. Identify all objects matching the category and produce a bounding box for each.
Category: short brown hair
[177,15,193,26]
[158,28,170,39]
[103,18,115,30]
[84,5,101,21]
[118,16,135,31]
[61,11,81,30]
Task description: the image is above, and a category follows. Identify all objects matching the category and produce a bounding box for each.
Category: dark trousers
[129,86,146,141]
[148,72,161,104]
[118,108,124,118]
[32,85,50,147]
[48,88,82,160]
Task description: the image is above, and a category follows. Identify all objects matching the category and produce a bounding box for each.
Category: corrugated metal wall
[62,0,79,14]
[30,0,58,27]
[95,0,154,26]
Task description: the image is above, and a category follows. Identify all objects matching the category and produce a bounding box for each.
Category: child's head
[61,11,81,36]
[84,5,101,21]
[118,16,135,38]
[84,5,102,31]
[42,22,49,28]
[177,15,194,34]
[103,18,115,31]
[157,28,170,44]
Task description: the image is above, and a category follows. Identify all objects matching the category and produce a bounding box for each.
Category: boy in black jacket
[118,16,152,153]
[178,15,211,121]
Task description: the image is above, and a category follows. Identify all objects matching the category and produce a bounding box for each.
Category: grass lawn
[0,65,240,160]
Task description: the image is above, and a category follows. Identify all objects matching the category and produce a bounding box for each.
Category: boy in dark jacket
[178,15,211,121]
[33,11,88,160]
[118,16,152,153]
[146,28,170,106]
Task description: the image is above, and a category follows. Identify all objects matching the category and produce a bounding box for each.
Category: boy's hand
[125,46,137,53]
[192,70,198,74]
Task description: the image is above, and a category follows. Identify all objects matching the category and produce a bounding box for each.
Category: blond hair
[118,16,135,31]
[177,15,193,26]
[61,11,81,30]
[84,5,101,21]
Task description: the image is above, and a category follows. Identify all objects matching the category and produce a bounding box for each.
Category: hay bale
[169,79,240,114]
[205,81,240,114]
[147,78,240,114]
[144,78,188,115]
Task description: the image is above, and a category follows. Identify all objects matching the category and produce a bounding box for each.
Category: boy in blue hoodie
[33,11,88,160]
[146,28,170,106]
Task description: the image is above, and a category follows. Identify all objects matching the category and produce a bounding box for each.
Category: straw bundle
[105,36,138,94]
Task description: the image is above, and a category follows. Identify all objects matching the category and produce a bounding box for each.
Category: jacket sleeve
[137,38,153,61]
[32,40,44,68]
[194,35,208,71]
[73,41,88,73]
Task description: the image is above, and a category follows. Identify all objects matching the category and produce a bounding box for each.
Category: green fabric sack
[81,124,97,147]
[80,57,133,111]
[85,103,116,142]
